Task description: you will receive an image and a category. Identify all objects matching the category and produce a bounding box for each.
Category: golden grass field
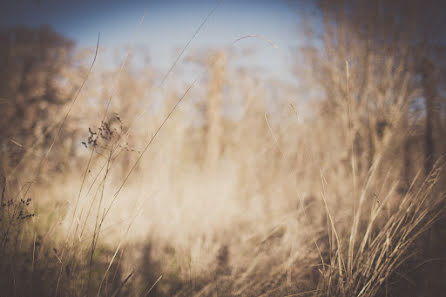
[1,1,446,296]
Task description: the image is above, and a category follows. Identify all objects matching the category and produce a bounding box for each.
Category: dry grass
[1,8,445,297]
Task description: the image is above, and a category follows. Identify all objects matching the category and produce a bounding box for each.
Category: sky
[1,0,311,83]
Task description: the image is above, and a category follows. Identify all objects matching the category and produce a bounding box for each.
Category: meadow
[1,1,445,297]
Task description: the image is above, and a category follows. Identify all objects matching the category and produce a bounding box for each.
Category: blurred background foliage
[0,1,445,296]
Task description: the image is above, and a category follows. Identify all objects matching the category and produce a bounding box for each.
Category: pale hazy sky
[2,0,313,83]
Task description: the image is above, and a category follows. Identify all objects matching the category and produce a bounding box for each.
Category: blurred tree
[300,0,446,181]
[0,25,79,198]
[299,0,446,295]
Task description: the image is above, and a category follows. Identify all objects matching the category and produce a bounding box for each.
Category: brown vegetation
[1,1,445,296]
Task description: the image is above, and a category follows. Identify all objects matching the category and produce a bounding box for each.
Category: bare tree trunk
[205,51,226,169]
[419,56,443,297]
[1,171,5,206]
[421,57,437,176]
[401,113,411,193]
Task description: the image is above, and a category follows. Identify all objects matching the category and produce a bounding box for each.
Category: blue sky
[2,0,311,83]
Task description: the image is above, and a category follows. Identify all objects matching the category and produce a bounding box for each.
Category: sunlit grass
[1,9,445,297]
